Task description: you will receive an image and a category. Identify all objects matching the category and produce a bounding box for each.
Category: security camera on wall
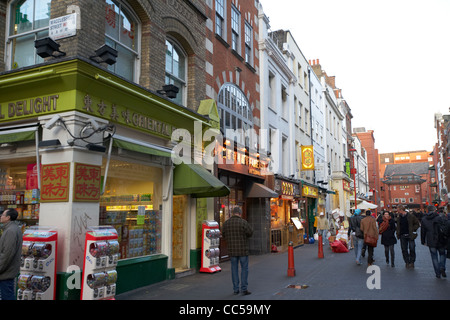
[44,114,62,130]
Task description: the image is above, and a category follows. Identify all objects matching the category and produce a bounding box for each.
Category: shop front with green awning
[173,162,230,198]
[0,58,217,299]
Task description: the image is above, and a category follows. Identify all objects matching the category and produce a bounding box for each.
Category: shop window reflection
[99,159,162,260]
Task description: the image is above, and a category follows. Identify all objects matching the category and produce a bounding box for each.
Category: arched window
[165,39,186,106]
[8,0,51,69]
[218,83,252,146]
[105,0,139,81]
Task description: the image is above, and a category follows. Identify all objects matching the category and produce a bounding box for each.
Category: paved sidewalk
[116,236,450,301]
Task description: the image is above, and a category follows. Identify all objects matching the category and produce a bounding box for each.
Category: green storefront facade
[0,58,226,299]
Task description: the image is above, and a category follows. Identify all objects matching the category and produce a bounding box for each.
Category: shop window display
[0,159,40,235]
[100,159,162,260]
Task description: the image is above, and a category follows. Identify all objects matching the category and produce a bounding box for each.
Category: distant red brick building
[353,128,381,210]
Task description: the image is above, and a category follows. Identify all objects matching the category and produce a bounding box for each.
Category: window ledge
[215,34,230,48]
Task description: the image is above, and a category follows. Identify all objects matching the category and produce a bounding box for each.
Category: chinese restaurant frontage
[0,58,227,298]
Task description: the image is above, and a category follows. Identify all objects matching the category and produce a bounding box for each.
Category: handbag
[364,234,378,247]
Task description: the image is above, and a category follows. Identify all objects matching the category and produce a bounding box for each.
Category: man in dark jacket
[222,207,253,295]
[421,206,447,278]
[0,208,23,300]
[396,205,420,268]
[350,209,365,265]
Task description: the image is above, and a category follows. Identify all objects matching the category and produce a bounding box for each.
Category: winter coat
[421,212,445,248]
[360,216,379,243]
[222,215,253,257]
[317,216,329,230]
[0,221,23,280]
[396,213,420,240]
[350,215,364,239]
[380,217,397,246]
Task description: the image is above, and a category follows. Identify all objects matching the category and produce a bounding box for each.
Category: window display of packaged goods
[99,159,162,260]
[0,162,40,228]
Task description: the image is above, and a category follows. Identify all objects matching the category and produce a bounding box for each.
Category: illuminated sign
[301,145,315,170]
[302,185,318,198]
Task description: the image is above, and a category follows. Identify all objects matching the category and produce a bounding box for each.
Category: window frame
[244,21,252,65]
[105,0,140,82]
[215,0,225,39]
[165,38,187,106]
[231,5,240,53]
[6,0,51,70]
[218,83,253,147]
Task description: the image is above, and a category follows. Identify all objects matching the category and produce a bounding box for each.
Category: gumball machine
[81,226,119,300]
[17,226,57,300]
[200,220,221,273]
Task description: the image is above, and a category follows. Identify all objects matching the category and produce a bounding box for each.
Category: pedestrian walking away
[421,205,447,278]
[349,209,365,265]
[316,212,330,245]
[221,206,253,296]
[396,204,420,269]
[0,208,23,300]
[380,211,397,267]
[360,210,379,265]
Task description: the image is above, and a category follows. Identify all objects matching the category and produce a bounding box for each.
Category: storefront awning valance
[0,127,37,144]
[112,135,172,158]
[173,163,230,198]
[246,182,278,198]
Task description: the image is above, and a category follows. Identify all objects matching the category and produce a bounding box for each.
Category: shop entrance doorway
[172,195,189,273]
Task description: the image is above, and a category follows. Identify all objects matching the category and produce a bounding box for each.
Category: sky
[259,0,450,154]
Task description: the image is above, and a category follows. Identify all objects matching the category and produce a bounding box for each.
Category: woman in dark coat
[380,211,397,267]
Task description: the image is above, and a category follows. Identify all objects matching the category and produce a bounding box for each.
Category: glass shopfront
[0,158,40,234]
[99,159,162,260]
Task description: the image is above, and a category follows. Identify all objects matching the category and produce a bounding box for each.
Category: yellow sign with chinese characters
[301,145,315,170]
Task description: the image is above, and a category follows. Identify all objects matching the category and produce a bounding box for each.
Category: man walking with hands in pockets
[222,206,253,296]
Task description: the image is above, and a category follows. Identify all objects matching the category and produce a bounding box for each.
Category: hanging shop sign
[302,185,318,198]
[40,163,70,202]
[73,163,102,202]
[301,145,315,170]
[343,180,352,192]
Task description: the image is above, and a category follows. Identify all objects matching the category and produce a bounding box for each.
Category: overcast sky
[259,0,450,154]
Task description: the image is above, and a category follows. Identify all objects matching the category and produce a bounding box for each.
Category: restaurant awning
[246,182,278,198]
[112,135,172,158]
[173,163,230,198]
[0,126,37,144]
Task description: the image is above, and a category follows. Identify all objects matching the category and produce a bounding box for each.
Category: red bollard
[318,234,324,259]
[287,241,296,277]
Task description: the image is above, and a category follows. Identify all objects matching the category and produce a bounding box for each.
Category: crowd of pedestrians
[348,204,450,278]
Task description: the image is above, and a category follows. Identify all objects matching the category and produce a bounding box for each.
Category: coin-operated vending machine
[17,226,58,300]
[81,226,119,300]
[200,220,221,273]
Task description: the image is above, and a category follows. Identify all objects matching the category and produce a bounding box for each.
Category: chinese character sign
[301,145,315,170]
[41,163,71,202]
[74,163,102,202]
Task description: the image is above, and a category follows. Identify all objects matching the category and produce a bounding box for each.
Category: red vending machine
[81,226,119,300]
[18,226,58,300]
[200,220,221,273]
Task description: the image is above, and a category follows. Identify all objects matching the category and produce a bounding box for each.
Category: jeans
[353,236,364,264]
[0,279,16,300]
[230,256,249,293]
[429,247,446,276]
[384,245,395,265]
[318,229,328,245]
[400,235,416,264]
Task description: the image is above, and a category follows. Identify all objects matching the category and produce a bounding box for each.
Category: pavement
[116,233,450,302]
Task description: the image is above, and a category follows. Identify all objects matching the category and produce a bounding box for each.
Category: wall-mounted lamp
[157,84,179,99]
[38,139,61,148]
[34,37,66,58]
[90,44,118,65]
[86,143,106,153]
